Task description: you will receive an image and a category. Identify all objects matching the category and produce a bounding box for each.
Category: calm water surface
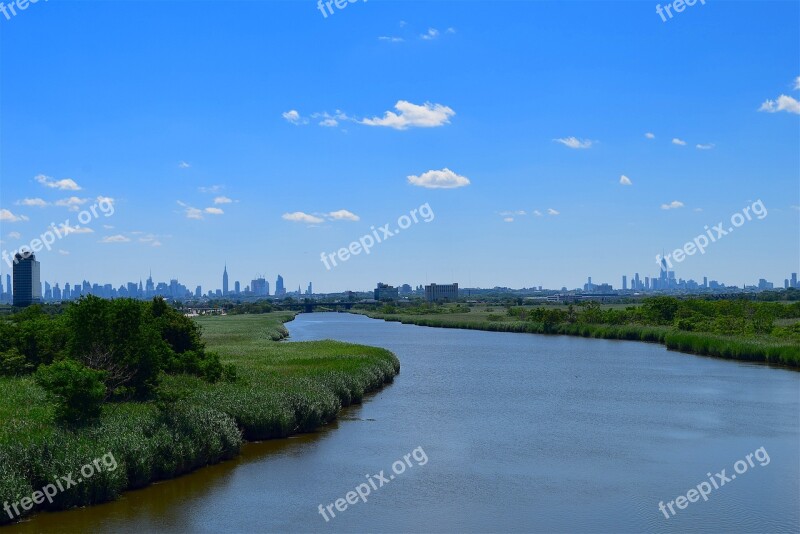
[10,313,800,533]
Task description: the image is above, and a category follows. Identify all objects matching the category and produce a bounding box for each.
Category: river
[9,312,800,533]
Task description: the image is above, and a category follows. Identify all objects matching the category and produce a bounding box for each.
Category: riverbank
[355,308,800,369]
[0,312,399,526]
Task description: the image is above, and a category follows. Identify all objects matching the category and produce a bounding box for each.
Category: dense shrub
[35,361,107,424]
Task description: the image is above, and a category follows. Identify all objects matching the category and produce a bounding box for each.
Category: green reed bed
[0,313,399,525]
[360,311,799,369]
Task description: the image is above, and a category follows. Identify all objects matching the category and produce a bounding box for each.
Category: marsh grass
[0,313,399,524]
[361,311,799,368]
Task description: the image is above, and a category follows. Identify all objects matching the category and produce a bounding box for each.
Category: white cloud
[178,161,191,169]
[17,198,48,208]
[214,196,234,204]
[35,174,81,191]
[328,209,360,222]
[67,226,94,234]
[407,168,471,189]
[282,110,308,125]
[319,118,338,127]
[553,137,593,149]
[100,235,131,243]
[547,208,560,216]
[362,100,455,130]
[421,28,439,40]
[204,207,224,215]
[178,201,204,220]
[503,217,514,223]
[58,250,70,255]
[378,36,404,43]
[619,175,633,186]
[645,132,655,139]
[500,210,526,217]
[55,196,88,211]
[696,143,715,150]
[446,27,456,34]
[795,76,800,90]
[661,200,685,210]
[759,95,800,114]
[282,212,325,224]
[0,209,28,222]
[672,138,687,146]
[8,232,21,239]
[533,210,543,217]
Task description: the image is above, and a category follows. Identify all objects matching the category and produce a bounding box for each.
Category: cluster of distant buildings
[0,258,314,307]
[1,253,797,309]
[374,283,459,302]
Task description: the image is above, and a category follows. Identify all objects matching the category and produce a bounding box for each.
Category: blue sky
[1,0,798,293]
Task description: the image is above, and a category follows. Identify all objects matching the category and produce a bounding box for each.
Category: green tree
[35,360,107,424]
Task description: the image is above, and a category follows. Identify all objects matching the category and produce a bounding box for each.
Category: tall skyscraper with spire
[223,264,229,296]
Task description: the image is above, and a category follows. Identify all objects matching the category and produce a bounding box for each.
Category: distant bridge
[279,302,357,313]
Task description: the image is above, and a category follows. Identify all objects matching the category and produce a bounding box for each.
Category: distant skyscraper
[307,282,313,295]
[622,275,627,290]
[276,275,285,297]
[234,281,241,294]
[792,273,798,289]
[223,264,229,296]
[13,253,41,307]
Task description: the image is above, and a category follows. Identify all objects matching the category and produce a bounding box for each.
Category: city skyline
[1,1,798,294]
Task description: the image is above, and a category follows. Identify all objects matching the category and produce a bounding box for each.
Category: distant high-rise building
[13,253,42,307]
[251,277,268,296]
[195,286,202,298]
[307,282,313,295]
[792,273,798,289]
[234,281,241,294]
[425,283,458,302]
[622,275,627,291]
[223,264,229,296]
[276,275,285,297]
[374,283,399,301]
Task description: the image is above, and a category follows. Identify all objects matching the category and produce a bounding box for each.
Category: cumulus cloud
[361,101,455,129]
[661,200,685,210]
[420,28,440,40]
[204,207,224,215]
[16,198,48,207]
[547,208,560,216]
[503,217,515,223]
[0,209,28,222]
[282,212,325,224]
[328,209,360,222]
[282,110,308,125]
[35,174,81,191]
[759,95,800,114]
[214,196,234,204]
[177,201,204,220]
[100,235,131,243]
[696,143,715,150]
[672,138,687,146]
[645,132,655,139]
[553,137,593,149]
[407,168,471,189]
[199,185,223,194]
[55,197,88,211]
[619,175,633,186]
[500,210,527,217]
[533,210,543,217]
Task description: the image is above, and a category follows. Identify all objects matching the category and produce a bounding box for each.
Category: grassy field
[0,312,399,525]
[356,305,800,368]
